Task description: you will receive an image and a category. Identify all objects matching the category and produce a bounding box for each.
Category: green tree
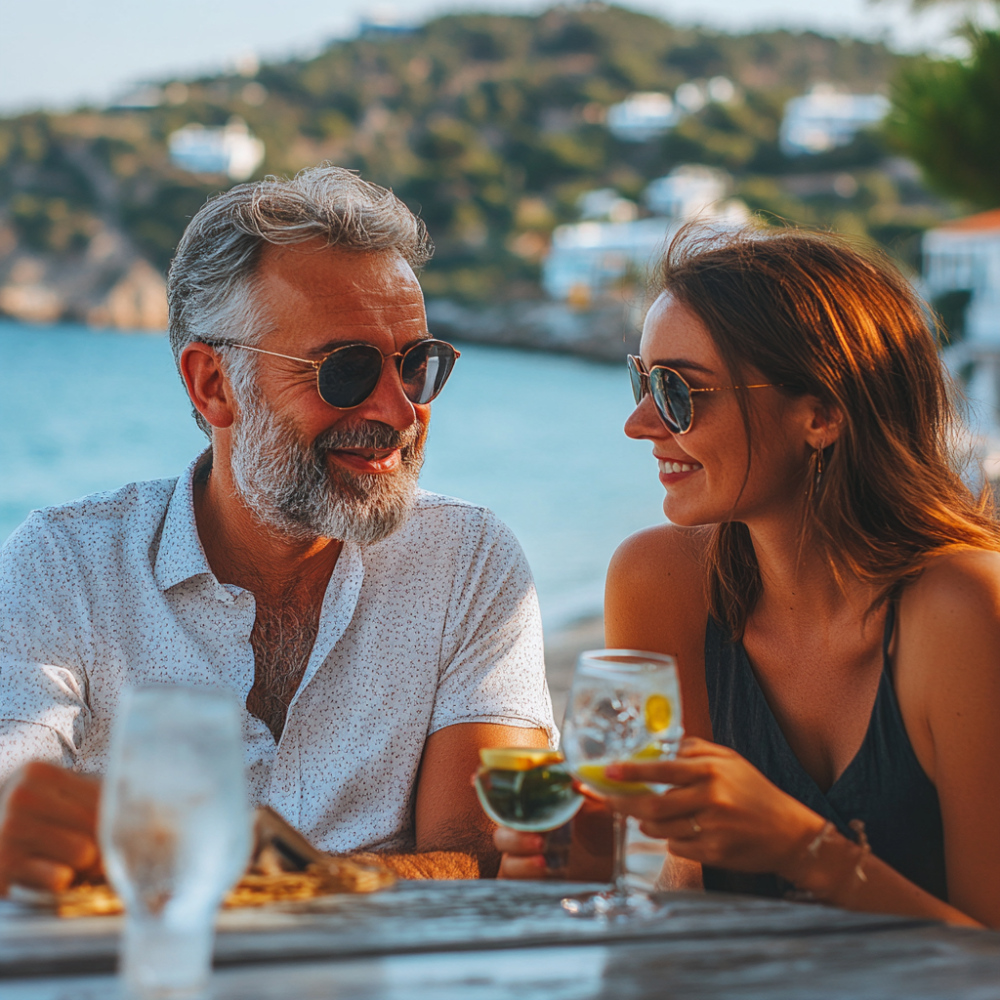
[886,29,1000,208]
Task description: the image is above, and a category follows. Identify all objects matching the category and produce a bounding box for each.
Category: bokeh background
[3,0,999,702]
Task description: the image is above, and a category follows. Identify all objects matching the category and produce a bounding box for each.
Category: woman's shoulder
[605,524,713,736]
[903,546,1000,623]
[896,547,1000,760]
[608,523,710,594]
[605,524,711,645]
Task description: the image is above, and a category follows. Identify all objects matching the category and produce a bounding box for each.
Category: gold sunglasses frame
[628,355,781,435]
[216,339,461,409]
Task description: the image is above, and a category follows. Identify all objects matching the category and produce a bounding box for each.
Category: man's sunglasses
[628,355,780,435]
[212,338,460,410]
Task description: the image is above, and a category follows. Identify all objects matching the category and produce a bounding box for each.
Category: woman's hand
[495,797,614,881]
[604,737,824,880]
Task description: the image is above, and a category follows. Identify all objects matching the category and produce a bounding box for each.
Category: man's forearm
[350,850,492,880]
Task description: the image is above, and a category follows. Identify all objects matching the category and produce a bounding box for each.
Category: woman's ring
[689,817,702,834]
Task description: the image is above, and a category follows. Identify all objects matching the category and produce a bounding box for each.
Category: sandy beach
[542,614,605,730]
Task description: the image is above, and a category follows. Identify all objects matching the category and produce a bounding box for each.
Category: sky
[0,0,975,114]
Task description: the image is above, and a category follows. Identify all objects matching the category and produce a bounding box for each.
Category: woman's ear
[180,343,236,430]
[803,398,845,451]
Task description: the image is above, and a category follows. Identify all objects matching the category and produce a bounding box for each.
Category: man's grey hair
[167,164,434,436]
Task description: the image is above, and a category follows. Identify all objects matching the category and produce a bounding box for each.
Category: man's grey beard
[229,391,424,545]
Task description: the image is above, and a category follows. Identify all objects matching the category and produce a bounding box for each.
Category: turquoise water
[0,320,666,626]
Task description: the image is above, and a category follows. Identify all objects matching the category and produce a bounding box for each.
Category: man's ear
[180,343,236,430]
[804,397,845,451]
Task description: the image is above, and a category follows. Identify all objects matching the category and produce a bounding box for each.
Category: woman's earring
[814,445,825,491]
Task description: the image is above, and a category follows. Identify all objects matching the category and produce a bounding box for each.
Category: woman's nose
[624,393,668,441]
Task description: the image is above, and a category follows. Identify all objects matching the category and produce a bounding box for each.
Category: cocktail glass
[99,686,251,999]
[474,748,584,872]
[560,649,682,919]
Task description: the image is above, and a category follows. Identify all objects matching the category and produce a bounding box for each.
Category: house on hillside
[780,85,889,156]
[168,119,265,181]
[606,93,678,143]
[923,209,1000,347]
[542,167,748,305]
[923,209,1000,467]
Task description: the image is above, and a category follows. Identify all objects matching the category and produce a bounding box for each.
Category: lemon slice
[644,694,672,733]
[632,743,663,760]
[479,748,564,771]
[575,763,651,796]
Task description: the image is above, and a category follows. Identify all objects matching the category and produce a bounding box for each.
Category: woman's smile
[656,456,703,483]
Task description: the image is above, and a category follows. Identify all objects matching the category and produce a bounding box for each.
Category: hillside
[0,4,955,325]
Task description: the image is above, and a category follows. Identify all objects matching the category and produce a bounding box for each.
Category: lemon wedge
[575,763,651,796]
[479,748,564,771]
[644,694,672,733]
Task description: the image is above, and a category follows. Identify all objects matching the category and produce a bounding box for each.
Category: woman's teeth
[658,460,701,474]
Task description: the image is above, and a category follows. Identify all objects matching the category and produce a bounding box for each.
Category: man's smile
[327,447,403,473]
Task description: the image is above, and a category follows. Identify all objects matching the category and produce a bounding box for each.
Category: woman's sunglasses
[628,355,780,434]
[213,338,460,409]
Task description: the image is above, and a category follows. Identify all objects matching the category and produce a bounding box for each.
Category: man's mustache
[313,421,421,456]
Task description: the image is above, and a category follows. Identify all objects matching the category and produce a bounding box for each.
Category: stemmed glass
[100,686,252,1000]
[560,649,682,919]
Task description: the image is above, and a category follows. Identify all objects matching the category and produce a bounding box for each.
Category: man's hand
[496,797,614,881]
[0,762,101,894]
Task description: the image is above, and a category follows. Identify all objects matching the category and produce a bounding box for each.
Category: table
[1,881,998,999]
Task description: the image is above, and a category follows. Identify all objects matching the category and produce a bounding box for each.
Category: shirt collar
[154,454,216,592]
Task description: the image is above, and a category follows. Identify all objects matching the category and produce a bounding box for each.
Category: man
[0,166,555,892]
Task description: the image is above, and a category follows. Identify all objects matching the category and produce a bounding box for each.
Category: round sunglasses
[627,355,780,434]
[211,338,460,409]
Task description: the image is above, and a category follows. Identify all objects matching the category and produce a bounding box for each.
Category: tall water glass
[100,687,251,999]
[560,649,682,919]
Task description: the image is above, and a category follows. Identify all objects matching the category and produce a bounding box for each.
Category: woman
[498,227,1000,928]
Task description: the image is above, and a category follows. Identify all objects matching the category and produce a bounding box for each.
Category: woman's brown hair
[655,225,1000,639]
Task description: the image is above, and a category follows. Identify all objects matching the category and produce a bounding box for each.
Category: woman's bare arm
[604,523,713,741]
[894,549,1000,927]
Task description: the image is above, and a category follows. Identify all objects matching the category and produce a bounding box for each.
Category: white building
[924,209,1000,347]
[542,218,678,302]
[168,119,265,181]
[645,165,730,221]
[924,211,1000,454]
[577,188,638,223]
[606,93,678,143]
[542,167,748,303]
[780,85,889,156]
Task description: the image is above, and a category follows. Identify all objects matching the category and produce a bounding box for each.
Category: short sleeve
[431,510,556,744]
[0,720,74,785]
[0,514,93,762]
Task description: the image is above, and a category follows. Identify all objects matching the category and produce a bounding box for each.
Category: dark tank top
[702,607,947,901]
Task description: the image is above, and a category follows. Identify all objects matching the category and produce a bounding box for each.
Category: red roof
[939,208,1000,233]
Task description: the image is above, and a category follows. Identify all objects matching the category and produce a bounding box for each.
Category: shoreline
[426,298,643,366]
[543,613,604,728]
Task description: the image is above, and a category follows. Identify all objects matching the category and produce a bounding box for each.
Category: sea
[0,319,667,630]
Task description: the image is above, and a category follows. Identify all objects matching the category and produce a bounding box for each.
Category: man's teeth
[658,460,701,474]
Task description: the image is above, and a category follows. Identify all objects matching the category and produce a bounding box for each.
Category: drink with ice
[560,650,682,918]
[100,687,251,999]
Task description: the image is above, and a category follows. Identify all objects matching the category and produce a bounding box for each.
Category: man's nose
[351,357,417,431]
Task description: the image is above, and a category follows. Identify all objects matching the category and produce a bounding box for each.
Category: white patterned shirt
[0,458,555,853]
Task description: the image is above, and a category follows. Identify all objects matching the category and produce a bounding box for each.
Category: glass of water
[560,649,682,919]
[99,686,251,999]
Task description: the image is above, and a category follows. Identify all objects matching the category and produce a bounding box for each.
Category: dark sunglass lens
[401,342,457,404]
[317,345,383,408]
[662,370,693,432]
[649,369,690,433]
[627,357,644,406]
